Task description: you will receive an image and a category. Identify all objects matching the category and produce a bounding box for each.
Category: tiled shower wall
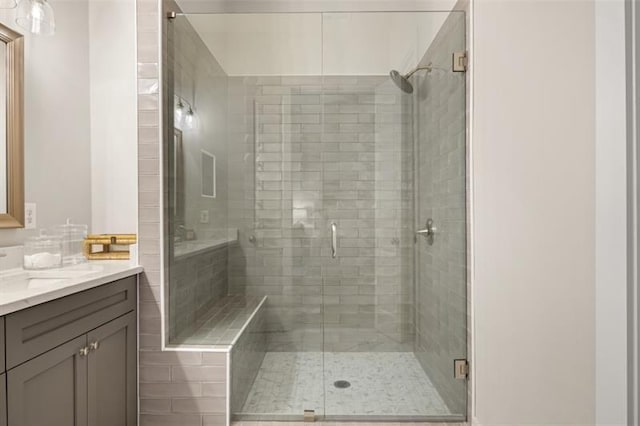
[170,14,229,236]
[169,247,229,341]
[373,80,416,351]
[413,11,467,415]
[137,1,228,425]
[226,76,415,352]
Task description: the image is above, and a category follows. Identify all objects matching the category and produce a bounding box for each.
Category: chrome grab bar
[331,222,337,258]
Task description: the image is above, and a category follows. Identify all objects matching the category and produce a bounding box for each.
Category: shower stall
[165,8,467,422]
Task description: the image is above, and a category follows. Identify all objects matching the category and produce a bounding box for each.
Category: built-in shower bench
[172,294,267,347]
[170,294,268,421]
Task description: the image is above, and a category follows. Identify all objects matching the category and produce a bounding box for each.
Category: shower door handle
[330,222,337,258]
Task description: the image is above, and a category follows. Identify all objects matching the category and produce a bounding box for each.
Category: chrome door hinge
[454,359,469,379]
[167,11,177,20]
[452,51,468,72]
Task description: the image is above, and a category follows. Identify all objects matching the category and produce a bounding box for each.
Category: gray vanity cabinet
[7,335,88,426]
[87,311,136,426]
[1,275,137,426]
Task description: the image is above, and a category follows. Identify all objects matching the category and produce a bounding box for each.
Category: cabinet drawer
[5,276,136,370]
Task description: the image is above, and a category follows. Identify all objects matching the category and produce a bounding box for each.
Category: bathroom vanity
[0,262,142,426]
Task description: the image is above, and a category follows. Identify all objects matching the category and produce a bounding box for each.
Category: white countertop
[0,261,143,316]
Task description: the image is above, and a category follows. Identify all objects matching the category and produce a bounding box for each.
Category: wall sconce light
[174,95,198,131]
[174,98,186,129]
[184,106,198,131]
[16,0,55,36]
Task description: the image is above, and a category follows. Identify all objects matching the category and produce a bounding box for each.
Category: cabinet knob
[79,347,89,357]
[89,341,99,351]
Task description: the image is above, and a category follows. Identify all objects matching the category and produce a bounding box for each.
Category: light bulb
[16,0,55,36]
[174,99,185,130]
[184,107,198,131]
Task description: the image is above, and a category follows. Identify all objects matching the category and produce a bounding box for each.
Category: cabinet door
[87,312,136,426]
[0,373,6,426]
[1,317,5,373]
[7,335,88,426]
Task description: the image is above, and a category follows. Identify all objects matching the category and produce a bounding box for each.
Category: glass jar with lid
[24,235,63,270]
[51,220,88,265]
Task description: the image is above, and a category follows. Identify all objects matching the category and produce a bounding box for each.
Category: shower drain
[333,380,351,389]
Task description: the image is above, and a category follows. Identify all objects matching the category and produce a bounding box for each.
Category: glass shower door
[239,80,327,419]
[320,72,417,418]
[168,9,467,422]
[412,10,468,420]
[321,10,468,421]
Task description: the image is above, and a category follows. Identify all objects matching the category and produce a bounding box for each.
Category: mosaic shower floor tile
[240,352,451,417]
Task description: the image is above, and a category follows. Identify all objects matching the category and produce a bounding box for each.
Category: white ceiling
[186,11,453,76]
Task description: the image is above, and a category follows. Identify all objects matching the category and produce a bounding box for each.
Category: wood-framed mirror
[0,23,23,228]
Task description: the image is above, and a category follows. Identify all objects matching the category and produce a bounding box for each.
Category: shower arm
[403,63,434,79]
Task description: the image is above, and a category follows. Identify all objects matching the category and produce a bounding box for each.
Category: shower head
[389,70,414,94]
[389,63,436,94]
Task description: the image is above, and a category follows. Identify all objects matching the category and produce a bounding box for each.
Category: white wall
[0,0,138,248]
[187,13,322,76]
[322,12,446,75]
[187,12,447,76]
[595,0,628,424]
[473,1,596,424]
[89,0,138,235]
[0,1,92,246]
[176,0,458,14]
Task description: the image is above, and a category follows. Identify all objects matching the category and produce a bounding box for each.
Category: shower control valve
[416,218,437,245]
